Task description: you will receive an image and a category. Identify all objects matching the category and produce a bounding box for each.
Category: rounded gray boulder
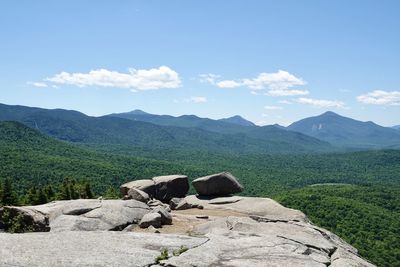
[152,175,189,202]
[120,179,155,197]
[192,172,243,196]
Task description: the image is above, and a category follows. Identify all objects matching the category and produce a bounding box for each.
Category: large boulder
[152,175,189,202]
[9,199,151,232]
[50,199,150,231]
[0,206,50,232]
[192,172,243,196]
[120,179,155,197]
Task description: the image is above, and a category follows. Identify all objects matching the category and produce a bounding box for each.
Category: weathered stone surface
[152,174,189,202]
[161,216,374,267]
[331,247,375,267]
[139,212,162,228]
[192,172,243,196]
[0,206,49,232]
[12,199,150,232]
[0,195,375,267]
[183,195,307,222]
[126,188,150,203]
[152,206,172,225]
[0,231,207,267]
[119,179,155,197]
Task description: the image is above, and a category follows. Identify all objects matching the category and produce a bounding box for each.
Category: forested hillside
[275,185,400,267]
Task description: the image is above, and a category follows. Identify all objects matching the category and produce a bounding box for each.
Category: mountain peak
[321,111,339,116]
[126,109,148,115]
[219,115,255,127]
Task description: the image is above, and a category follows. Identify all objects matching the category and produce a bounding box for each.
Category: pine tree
[44,184,55,201]
[26,187,38,205]
[0,179,3,206]
[83,181,94,199]
[58,178,71,200]
[1,178,18,205]
[36,188,48,204]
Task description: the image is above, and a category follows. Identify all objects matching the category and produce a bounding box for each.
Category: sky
[0,0,399,126]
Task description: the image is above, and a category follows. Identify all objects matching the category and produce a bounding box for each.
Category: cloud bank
[296,97,345,108]
[357,90,400,106]
[44,66,181,90]
[200,70,308,96]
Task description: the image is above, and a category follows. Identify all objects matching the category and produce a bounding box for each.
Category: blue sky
[1,0,399,126]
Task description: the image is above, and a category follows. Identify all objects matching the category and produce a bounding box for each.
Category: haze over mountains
[1,103,400,153]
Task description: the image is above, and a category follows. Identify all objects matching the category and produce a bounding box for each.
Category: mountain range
[1,103,399,152]
[0,103,332,154]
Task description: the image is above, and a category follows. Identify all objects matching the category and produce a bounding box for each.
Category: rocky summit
[0,173,375,267]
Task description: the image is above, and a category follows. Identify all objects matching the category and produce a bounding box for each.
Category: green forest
[275,185,400,266]
[1,121,400,266]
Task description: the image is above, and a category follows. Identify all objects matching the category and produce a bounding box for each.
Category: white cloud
[250,91,259,95]
[200,70,308,96]
[264,105,283,110]
[266,89,309,96]
[357,90,400,106]
[184,96,207,103]
[296,97,345,108]
[278,100,292,104]
[216,80,241,88]
[28,82,48,88]
[44,66,181,90]
[241,70,305,90]
[199,73,220,85]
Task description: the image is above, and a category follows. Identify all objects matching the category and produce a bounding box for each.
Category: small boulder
[147,225,160,233]
[147,199,171,212]
[174,199,193,211]
[139,213,162,228]
[152,175,189,202]
[120,179,155,197]
[169,198,182,210]
[152,206,172,225]
[126,188,150,203]
[192,172,243,196]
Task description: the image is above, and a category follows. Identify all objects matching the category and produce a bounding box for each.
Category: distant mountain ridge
[287,111,400,149]
[1,103,399,151]
[107,110,254,135]
[0,103,333,154]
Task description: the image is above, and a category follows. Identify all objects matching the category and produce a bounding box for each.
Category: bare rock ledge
[0,196,375,267]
